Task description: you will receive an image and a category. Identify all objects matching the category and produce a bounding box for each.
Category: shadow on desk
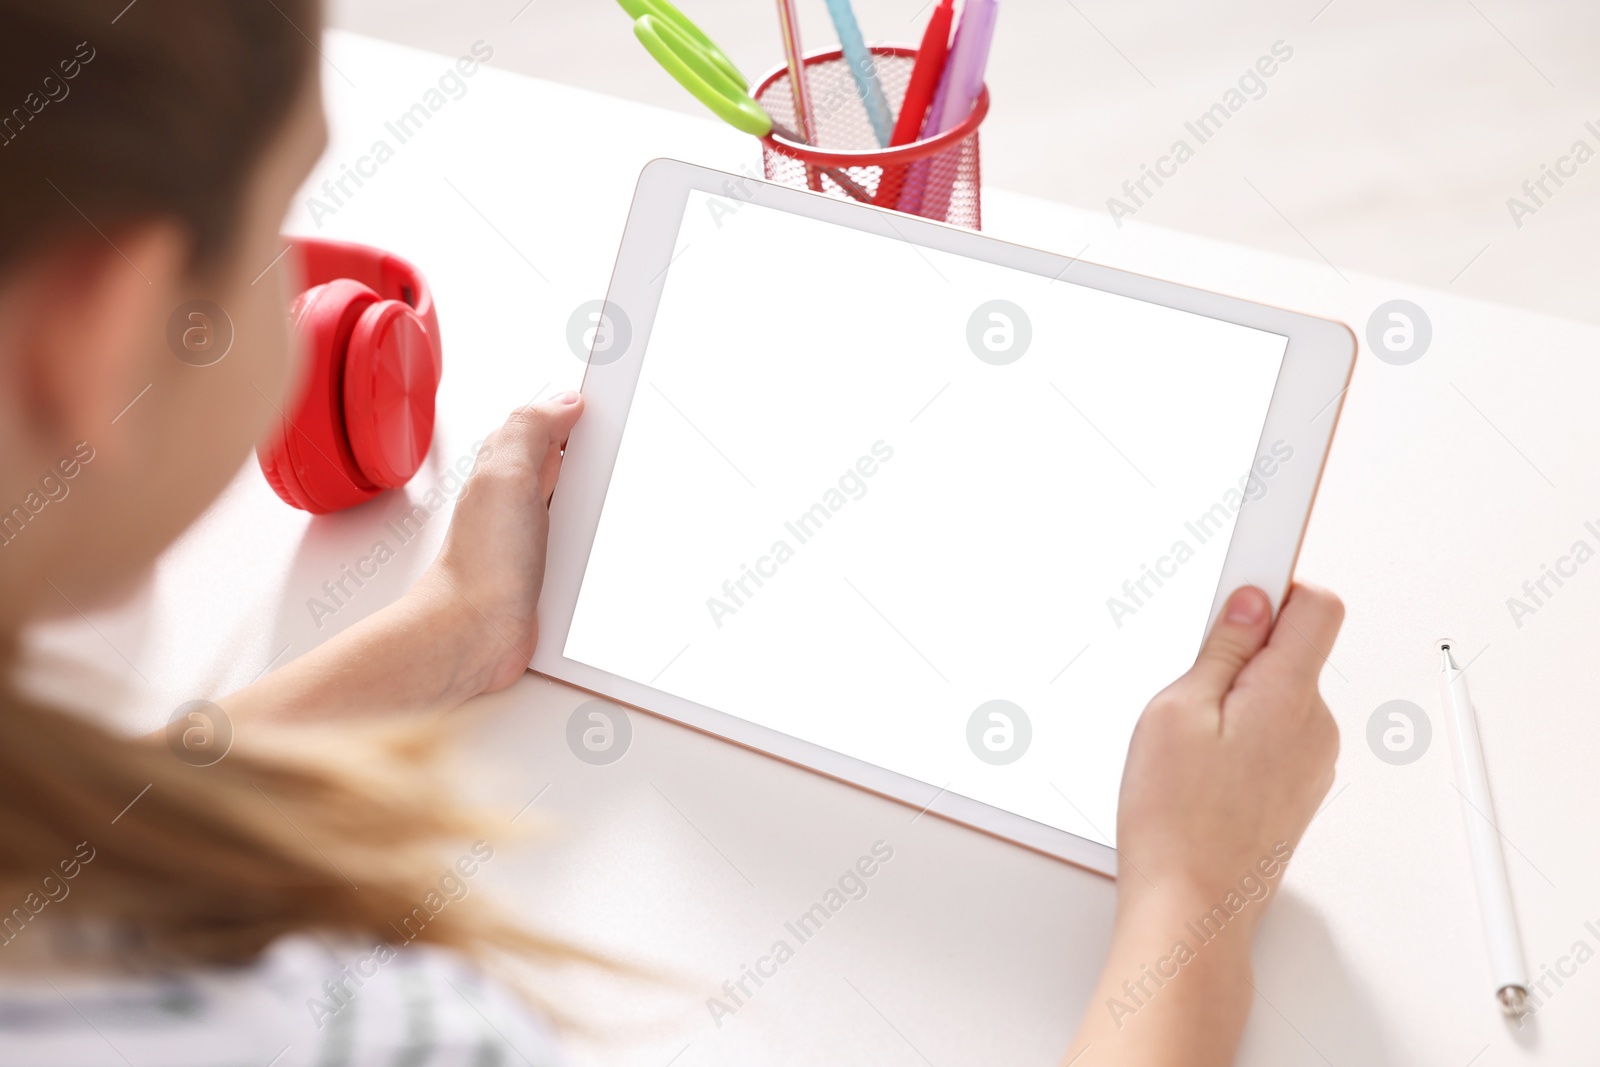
[267,481,453,666]
[1245,892,1395,1065]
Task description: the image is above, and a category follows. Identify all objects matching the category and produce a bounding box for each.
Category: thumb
[499,391,584,494]
[1182,586,1274,702]
[519,390,584,441]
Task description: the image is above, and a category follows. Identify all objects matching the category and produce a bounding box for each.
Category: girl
[0,3,1343,1064]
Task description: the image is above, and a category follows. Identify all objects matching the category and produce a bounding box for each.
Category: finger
[532,391,582,491]
[1255,582,1345,688]
[1181,585,1275,703]
[510,390,583,442]
[502,391,583,491]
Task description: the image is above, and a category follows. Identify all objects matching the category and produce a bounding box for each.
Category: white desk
[26,32,1600,1066]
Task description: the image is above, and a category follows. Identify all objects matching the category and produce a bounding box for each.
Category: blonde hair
[0,0,613,1003]
[0,674,590,974]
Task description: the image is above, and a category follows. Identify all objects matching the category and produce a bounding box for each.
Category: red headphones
[258,237,442,514]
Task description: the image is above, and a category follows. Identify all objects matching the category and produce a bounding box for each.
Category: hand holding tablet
[534,159,1355,874]
[1065,581,1345,1059]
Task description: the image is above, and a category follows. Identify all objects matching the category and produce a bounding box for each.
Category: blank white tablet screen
[563,190,1289,847]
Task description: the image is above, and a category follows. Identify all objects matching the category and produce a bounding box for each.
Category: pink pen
[774,0,822,191]
[896,10,961,214]
[898,0,997,218]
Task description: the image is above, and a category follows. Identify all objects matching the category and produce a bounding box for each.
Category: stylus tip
[1497,985,1528,1017]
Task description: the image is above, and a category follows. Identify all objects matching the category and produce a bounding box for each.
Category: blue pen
[823,0,893,146]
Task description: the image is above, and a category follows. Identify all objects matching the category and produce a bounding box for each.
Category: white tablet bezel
[531,158,1355,877]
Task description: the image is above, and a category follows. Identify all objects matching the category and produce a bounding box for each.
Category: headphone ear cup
[257,441,301,509]
[257,289,320,511]
[343,300,441,489]
[257,288,319,511]
[256,279,383,513]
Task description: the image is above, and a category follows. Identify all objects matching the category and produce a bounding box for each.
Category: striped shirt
[0,934,563,1066]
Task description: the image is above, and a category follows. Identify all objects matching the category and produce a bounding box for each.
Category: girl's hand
[1064,582,1344,1067]
[1117,582,1343,924]
[217,394,585,728]
[409,392,585,696]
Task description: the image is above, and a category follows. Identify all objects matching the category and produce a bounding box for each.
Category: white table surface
[25,31,1600,1067]
[329,0,1600,331]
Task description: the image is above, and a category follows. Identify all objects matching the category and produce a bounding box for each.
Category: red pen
[872,0,955,207]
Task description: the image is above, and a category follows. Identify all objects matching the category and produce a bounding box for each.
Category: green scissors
[617,0,872,202]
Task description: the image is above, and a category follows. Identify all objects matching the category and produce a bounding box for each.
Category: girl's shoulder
[0,932,563,1066]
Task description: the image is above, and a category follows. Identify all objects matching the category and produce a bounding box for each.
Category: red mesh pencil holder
[752,45,988,230]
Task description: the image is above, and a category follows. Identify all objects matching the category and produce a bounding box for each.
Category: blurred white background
[330,0,1600,325]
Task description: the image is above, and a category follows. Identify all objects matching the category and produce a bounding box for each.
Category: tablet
[532,159,1354,875]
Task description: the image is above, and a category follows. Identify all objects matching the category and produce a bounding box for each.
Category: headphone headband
[290,237,440,371]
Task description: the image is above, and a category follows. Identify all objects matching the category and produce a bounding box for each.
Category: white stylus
[1438,640,1529,1017]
